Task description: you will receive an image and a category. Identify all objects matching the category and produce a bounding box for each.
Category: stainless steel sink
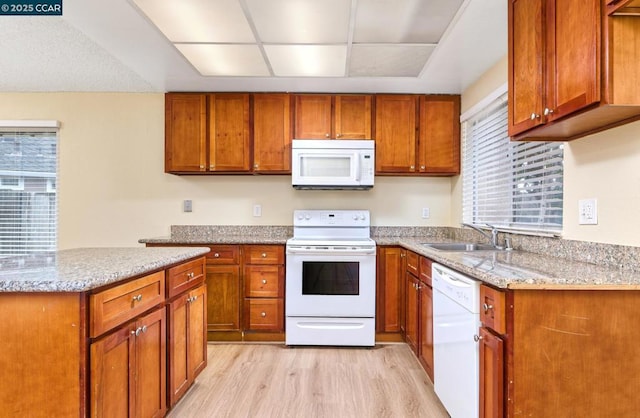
[421,242,502,252]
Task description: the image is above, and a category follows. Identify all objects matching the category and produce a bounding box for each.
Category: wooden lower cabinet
[205,264,241,337]
[418,279,433,381]
[405,272,420,353]
[375,246,404,335]
[479,327,504,418]
[91,307,167,418]
[167,283,207,408]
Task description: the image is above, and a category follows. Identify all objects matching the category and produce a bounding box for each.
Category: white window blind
[0,130,58,256]
[462,93,563,234]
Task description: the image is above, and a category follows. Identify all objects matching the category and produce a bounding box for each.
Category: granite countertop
[378,237,640,290]
[0,247,210,292]
[141,234,289,245]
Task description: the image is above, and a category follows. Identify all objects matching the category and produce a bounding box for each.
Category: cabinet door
[334,95,372,139]
[208,93,250,171]
[479,327,504,418]
[187,284,207,382]
[205,264,241,331]
[91,325,135,418]
[375,247,403,333]
[418,282,434,381]
[252,93,292,172]
[418,95,460,175]
[135,308,166,418]
[547,0,600,121]
[165,94,207,173]
[167,293,190,407]
[294,94,333,139]
[405,273,420,354]
[375,95,417,173]
[508,0,545,136]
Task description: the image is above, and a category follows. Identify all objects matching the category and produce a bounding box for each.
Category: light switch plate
[183,200,192,213]
[578,198,597,225]
[422,207,430,219]
[253,204,262,217]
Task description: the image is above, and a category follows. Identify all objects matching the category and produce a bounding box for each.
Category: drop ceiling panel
[133,0,255,42]
[176,44,270,76]
[246,0,351,43]
[353,0,466,43]
[265,45,347,77]
[349,45,435,77]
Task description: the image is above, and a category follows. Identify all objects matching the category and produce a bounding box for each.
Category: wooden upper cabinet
[294,94,332,139]
[510,0,640,141]
[334,95,372,139]
[418,95,460,175]
[374,94,417,173]
[294,94,372,139]
[208,93,250,172]
[165,94,207,173]
[252,93,292,173]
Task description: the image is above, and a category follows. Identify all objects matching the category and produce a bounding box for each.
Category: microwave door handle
[355,153,361,181]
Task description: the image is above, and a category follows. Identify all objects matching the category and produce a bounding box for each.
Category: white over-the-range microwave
[291,139,375,190]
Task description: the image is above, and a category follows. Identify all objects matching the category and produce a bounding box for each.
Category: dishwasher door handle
[434,267,473,288]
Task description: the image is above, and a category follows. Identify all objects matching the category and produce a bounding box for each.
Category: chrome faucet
[462,223,500,249]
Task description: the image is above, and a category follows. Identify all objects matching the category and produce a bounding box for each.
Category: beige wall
[0,93,453,249]
[459,56,640,246]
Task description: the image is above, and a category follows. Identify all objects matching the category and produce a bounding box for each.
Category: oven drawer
[244,265,284,298]
[243,245,284,265]
[244,299,284,331]
[206,245,240,264]
[90,271,165,338]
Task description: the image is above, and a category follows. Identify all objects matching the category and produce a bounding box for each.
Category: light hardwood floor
[168,343,449,418]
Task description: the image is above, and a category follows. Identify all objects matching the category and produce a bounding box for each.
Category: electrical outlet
[253,204,262,217]
[422,207,430,219]
[183,200,192,213]
[578,198,597,225]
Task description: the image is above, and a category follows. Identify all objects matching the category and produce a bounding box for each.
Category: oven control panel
[293,210,369,226]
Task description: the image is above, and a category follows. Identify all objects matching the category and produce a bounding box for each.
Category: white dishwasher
[432,263,480,418]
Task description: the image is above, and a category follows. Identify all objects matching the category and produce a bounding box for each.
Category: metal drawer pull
[262,279,267,284]
[261,312,267,317]
[132,294,142,302]
[187,272,195,279]
[483,303,493,312]
[261,253,267,258]
[473,334,483,342]
[214,253,220,258]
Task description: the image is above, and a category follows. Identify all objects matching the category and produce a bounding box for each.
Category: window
[0,126,58,256]
[462,92,563,234]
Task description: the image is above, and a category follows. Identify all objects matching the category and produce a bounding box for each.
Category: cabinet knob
[530,113,540,120]
[135,327,142,337]
[420,165,425,170]
[543,107,554,116]
[410,165,415,170]
[254,163,259,169]
[336,133,342,138]
[483,303,493,312]
[325,133,330,138]
[262,279,267,284]
[199,165,204,169]
[474,334,483,342]
[187,272,195,279]
[214,253,220,258]
[261,253,267,258]
[261,312,267,317]
[210,164,215,169]
[132,294,142,303]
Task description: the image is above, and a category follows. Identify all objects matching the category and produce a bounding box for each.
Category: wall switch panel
[183,200,192,213]
[578,198,597,225]
[253,204,262,217]
[422,207,430,219]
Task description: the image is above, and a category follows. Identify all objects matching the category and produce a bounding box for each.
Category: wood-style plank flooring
[168,343,449,418]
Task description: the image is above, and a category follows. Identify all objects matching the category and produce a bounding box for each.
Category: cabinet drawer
[206,245,239,264]
[244,266,283,298]
[90,271,165,338]
[243,245,284,265]
[166,257,205,299]
[406,251,419,276]
[419,256,432,286]
[244,299,283,331]
[480,285,506,334]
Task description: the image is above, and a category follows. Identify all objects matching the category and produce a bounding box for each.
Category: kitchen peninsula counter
[0,247,210,292]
